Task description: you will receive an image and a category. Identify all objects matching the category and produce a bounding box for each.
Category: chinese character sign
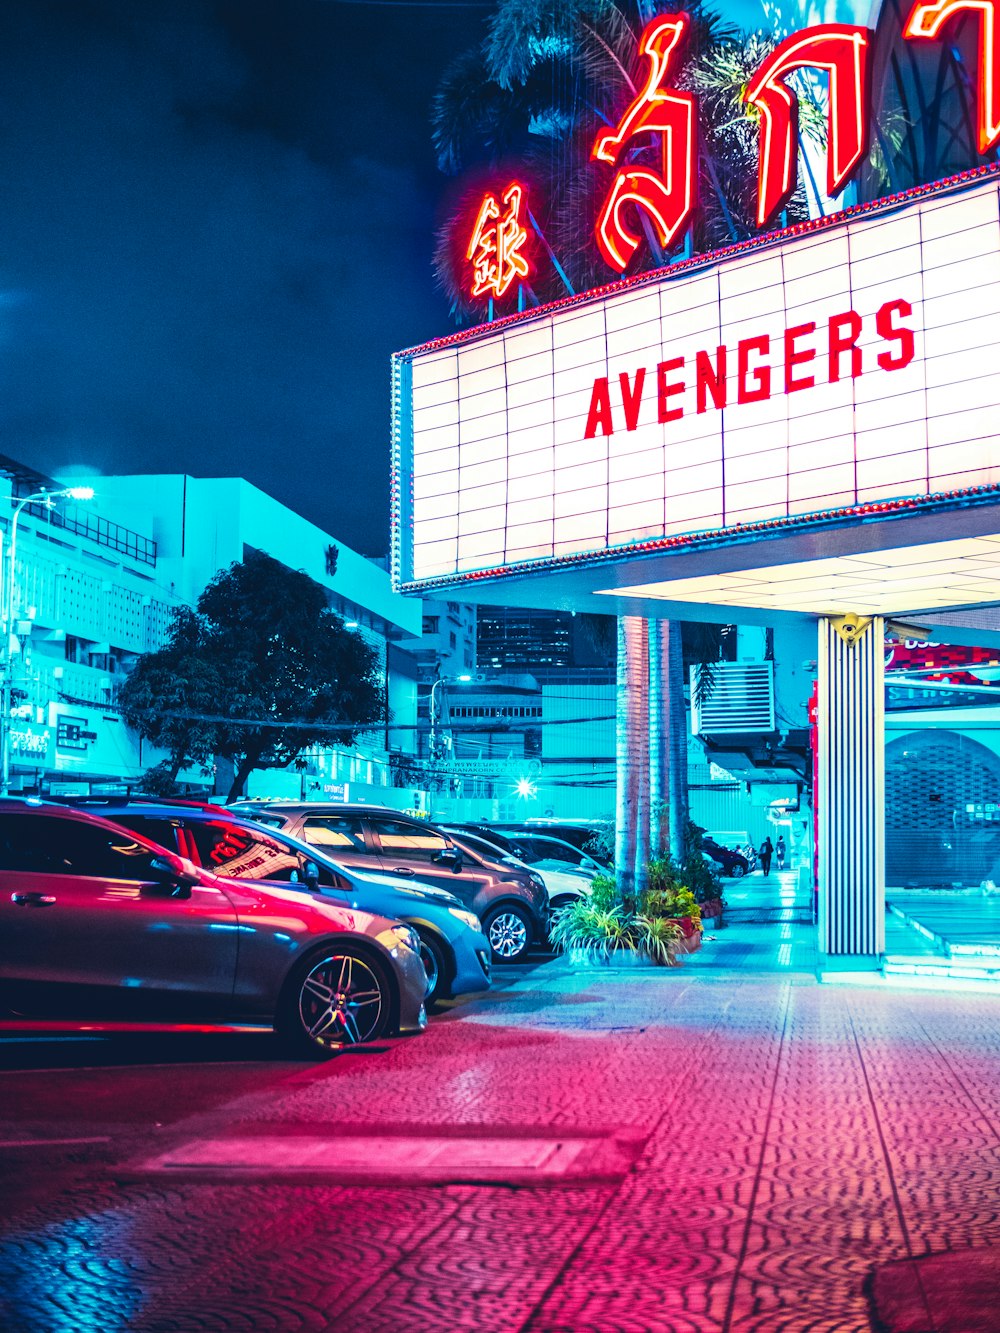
[466,182,532,299]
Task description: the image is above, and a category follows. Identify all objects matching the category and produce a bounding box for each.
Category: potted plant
[549,873,690,966]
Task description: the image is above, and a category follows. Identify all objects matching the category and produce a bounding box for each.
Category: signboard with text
[395,171,1000,589]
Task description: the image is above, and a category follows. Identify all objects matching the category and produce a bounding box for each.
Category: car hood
[344,869,465,909]
[532,866,592,895]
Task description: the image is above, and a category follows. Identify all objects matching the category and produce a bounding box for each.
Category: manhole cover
[135,1128,643,1185]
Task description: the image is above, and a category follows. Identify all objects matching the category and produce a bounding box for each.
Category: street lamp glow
[515,777,537,799]
[429,672,475,761]
[64,486,95,501]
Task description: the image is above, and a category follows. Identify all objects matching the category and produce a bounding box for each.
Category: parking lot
[3,928,1000,1333]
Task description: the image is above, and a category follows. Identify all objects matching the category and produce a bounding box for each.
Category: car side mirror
[433,847,463,872]
[303,859,320,890]
[146,855,198,899]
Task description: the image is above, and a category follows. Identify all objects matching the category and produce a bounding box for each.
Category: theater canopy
[392,168,1000,627]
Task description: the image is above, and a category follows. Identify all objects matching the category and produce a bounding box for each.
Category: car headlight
[390,923,421,953]
[448,907,482,930]
[528,872,546,891]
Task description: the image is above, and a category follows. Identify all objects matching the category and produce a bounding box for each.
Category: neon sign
[466,182,532,299]
[573,7,1000,270]
[591,14,696,272]
[744,25,872,229]
[904,0,1000,152]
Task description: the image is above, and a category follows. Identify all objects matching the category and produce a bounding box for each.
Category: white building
[1,463,424,801]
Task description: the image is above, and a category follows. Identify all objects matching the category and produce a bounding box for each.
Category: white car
[443,828,592,911]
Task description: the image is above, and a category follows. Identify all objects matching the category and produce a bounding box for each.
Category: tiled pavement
[2,915,999,1332]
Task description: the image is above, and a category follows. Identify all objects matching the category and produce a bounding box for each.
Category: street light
[428,673,472,762]
[1,486,94,795]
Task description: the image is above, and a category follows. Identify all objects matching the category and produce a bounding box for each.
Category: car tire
[729,861,747,879]
[483,904,532,963]
[550,894,583,912]
[417,929,449,1004]
[278,945,392,1058]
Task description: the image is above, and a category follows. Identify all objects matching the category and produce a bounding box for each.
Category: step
[883,954,1000,986]
[887,902,1000,963]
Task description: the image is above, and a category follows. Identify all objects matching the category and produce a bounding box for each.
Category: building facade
[1,463,425,802]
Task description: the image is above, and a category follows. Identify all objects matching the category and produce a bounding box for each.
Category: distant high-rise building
[477,605,613,677]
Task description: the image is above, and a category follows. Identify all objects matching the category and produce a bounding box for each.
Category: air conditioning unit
[690,662,775,735]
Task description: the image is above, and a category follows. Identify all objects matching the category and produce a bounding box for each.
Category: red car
[0,801,427,1057]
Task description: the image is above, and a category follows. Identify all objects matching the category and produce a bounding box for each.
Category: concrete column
[816,615,885,965]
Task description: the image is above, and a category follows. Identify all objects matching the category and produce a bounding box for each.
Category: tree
[118,607,222,791]
[428,1,769,882]
[122,551,386,803]
[431,0,811,317]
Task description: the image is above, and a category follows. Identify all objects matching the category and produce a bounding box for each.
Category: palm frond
[485,0,616,90]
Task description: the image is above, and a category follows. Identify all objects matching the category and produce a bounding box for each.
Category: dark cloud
[0,0,479,554]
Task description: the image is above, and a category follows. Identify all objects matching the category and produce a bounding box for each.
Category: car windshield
[185,818,350,889]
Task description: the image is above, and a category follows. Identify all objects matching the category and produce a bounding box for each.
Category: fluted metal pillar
[816,616,885,961]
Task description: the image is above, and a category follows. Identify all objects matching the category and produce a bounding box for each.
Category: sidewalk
[1,931,999,1332]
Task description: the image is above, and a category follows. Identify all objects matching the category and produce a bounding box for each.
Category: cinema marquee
[392,5,1000,972]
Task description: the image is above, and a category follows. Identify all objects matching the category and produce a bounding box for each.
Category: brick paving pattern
[1,921,999,1332]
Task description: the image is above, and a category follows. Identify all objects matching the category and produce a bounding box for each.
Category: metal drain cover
[137,1128,641,1185]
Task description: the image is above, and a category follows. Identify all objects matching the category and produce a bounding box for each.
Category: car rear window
[301,815,370,854]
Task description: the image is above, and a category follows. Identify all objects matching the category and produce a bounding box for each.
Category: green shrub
[548,893,685,967]
[588,872,620,912]
[643,884,701,926]
[634,915,684,966]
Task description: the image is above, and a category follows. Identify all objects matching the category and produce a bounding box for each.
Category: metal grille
[886,731,1000,887]
[690,662,775,734]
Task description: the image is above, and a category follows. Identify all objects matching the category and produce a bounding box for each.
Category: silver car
[91,799,492,1004]
[0,802,427,1057]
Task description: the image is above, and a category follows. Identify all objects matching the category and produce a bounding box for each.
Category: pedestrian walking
[759,835,774,875]
[775,835,786,871]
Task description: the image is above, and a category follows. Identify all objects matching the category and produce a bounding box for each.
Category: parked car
[701,836,749,878]
[493,821,611,865]
[440,826,591,912]
[230,802,549,963]
[59,798,491,1004]
[0,801,427,1056]
[499,832,606,880]
[706,829,757,872]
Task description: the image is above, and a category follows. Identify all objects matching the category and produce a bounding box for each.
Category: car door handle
[11,892,57,907]
[392,867,416,876]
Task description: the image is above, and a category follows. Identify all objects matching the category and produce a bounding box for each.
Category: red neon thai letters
[466,182,532,299]
[904,0,1000,152]
[591,15,696,271]
[744,26,873,229]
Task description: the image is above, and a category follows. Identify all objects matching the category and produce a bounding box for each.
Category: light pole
[428,673,472,763]
[1,485,94,795]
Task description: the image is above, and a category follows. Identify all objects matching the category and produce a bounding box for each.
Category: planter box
[672,927,703,955]
[565,947,660,970]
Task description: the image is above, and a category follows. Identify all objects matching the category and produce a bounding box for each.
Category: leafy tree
[118,607,222,792]
[122,551,385,803]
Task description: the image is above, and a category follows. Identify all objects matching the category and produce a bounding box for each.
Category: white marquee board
[394,173,1000,590]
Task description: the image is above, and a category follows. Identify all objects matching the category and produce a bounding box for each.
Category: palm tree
[429,1,792,890]
[431,0,812,317]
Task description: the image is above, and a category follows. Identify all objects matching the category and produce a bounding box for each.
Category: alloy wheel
[487,909,529,960]
[297,951,386,1049]
[418,936,440,1000]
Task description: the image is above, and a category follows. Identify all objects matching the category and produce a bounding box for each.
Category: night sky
[0,0,762,558]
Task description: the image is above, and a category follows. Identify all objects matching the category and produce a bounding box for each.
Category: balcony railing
[11,493,157,567]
